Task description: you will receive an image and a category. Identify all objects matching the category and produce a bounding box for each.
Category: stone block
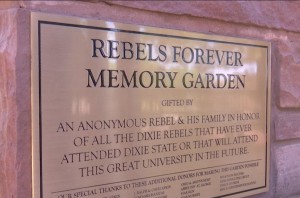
[288,195,300,198]
[0,1,20,10]
[108,1,300,33]
[277,36,300,108]
[275,111,300,140]
[275,143,300,197]
[0,9,31,198]
[0,9,18,197]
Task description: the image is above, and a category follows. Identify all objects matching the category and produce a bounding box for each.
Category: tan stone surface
[275,143,300,197]
[277,36,300,108]
[275,110,300,140]
[0,9,18,197]
[0,1,20,10]
[0,9,31,198]
[108,1,300,33]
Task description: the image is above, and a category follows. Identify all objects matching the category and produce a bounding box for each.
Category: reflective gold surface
[31,12,270,198]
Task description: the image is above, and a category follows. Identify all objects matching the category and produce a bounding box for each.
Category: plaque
[31,12,270,198]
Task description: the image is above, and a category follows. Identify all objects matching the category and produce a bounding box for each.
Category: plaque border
[35,18,270,198]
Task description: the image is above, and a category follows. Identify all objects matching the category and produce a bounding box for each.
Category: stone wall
[1,1,300,197]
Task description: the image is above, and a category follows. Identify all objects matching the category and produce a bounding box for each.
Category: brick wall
[1,1,300,197]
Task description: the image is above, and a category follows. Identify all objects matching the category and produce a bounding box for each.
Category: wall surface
[1,1,300,198]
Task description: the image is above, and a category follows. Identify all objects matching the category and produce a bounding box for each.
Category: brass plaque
[31,12,270,198]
